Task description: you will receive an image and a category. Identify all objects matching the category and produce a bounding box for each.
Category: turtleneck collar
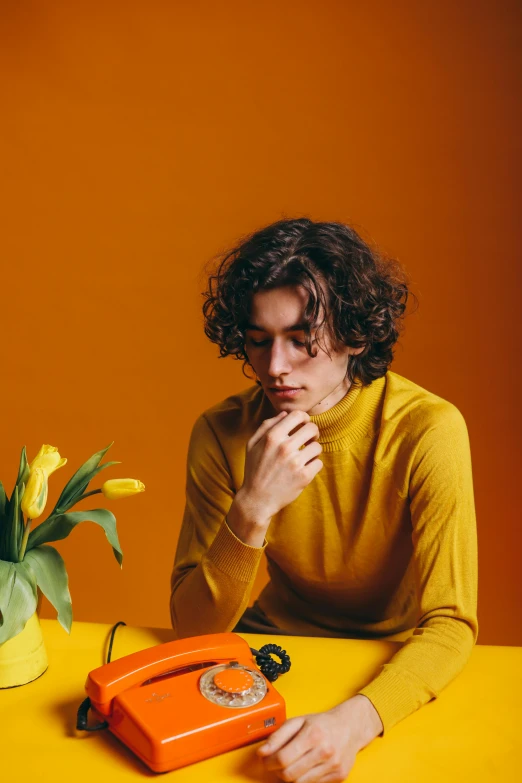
[260,375,386,452]
[310,376,385,451]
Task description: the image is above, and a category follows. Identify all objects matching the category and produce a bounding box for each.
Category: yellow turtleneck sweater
[170,371,478,734]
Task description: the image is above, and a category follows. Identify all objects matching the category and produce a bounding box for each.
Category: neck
[308,378,352,415]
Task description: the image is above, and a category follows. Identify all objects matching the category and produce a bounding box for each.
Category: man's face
[245,284,363,415]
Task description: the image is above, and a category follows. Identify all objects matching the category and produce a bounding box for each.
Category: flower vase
[0,611,48,688]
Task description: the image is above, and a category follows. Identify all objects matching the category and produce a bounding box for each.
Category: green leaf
[0,560,15,620]
[15,446,30,491]
[24,546,72,634]
[0,481,6,520]
[56,461,122,514]
[16,483,25,559]
[26,508,123,566]
[0,559,38,644]
[51,442,117,514]
[0,483,7,562]
[0,485,23,563]
[0,448,30,562]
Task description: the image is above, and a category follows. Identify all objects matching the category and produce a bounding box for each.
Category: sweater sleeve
[357,402,479,734]
[170,413,266,639]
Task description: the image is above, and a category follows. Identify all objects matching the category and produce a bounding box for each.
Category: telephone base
[84,632,287,773]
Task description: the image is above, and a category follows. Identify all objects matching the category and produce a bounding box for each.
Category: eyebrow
[245,322,309,333]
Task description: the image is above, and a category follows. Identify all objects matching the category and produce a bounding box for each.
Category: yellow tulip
[101,478,145,500]
[21,467,48,520]
[30,444,67,477]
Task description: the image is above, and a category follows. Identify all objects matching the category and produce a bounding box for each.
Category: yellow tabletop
[2,619,521,782]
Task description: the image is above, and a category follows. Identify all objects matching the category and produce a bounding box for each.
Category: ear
[349,345,365,357]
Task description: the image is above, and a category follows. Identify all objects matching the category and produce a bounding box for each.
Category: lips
[270,387,303,398]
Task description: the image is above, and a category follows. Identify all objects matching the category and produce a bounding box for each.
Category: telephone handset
[77,623,291,774]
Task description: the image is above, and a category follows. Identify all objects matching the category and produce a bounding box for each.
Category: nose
[267,340,293,379]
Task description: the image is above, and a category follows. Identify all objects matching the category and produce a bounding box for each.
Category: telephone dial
[77,622,291,773]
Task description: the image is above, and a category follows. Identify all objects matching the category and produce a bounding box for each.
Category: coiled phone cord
[76,620,291,732]
[250,643,291,681]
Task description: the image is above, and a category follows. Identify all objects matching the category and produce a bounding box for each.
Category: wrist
[234,488,272,526]
[227,491,271,547]
[331,695,383,750]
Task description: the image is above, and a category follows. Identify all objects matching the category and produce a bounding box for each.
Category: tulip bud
[101,478,145,500]
[21,467,48,520]
[30,444,67,477]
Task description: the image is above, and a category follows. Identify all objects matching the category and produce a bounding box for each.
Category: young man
[170,218,478,783]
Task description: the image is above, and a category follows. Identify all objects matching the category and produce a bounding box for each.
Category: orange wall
[1,1,520,645]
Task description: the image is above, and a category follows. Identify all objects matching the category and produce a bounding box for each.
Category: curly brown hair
[202,217,416,386]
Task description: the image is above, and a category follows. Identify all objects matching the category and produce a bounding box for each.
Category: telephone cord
[76,620,127,731]
[249,643,291,681]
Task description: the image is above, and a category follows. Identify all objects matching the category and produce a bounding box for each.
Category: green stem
[77,489,103,502]
[18,517,32,561]
[51,488,103,517]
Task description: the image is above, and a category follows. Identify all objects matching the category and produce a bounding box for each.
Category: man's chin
[266,391,312,416]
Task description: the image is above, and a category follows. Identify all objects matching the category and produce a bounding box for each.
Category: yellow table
[2,619,521,781]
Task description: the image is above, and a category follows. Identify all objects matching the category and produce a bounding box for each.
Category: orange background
[1,1,520,645]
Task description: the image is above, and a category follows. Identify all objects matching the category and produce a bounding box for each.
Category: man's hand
[257,695,383,782]
[227,409,323,547]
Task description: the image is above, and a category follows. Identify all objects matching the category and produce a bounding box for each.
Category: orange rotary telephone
[76,622,291,773]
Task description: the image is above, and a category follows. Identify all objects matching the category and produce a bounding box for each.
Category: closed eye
[249,338,307,347]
